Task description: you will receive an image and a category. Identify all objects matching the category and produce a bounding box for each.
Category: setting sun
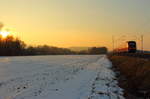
[0,31,10,38]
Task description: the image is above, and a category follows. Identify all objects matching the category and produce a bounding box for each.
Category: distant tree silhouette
[0,35,108,56]
[77,50,88,55]
[0,35,26,56]
[88,47,108,54]
[24,45,76,55]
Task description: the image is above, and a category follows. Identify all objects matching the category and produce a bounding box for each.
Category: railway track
[111,53,150,59]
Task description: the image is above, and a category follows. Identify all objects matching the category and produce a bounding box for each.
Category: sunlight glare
[0,31,10,38]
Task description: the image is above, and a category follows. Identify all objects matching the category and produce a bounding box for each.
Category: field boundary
[108,55,150,99]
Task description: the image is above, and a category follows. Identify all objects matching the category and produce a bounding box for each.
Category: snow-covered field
[0,55,124,99]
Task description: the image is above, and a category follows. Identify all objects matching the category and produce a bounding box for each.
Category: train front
[128,41,137,53]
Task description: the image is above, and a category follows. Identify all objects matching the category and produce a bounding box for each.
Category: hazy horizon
[0,0,150,50]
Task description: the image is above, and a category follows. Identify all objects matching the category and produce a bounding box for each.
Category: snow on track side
[88,56,124,99]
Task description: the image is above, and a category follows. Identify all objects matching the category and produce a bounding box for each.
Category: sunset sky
[0,0,150,50]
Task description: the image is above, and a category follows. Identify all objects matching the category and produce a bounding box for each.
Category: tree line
[0,35,107,56]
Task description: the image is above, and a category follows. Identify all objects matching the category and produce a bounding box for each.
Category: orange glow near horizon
[0,0,150,50]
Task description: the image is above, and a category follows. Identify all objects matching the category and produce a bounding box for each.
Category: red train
[114,41,137,53]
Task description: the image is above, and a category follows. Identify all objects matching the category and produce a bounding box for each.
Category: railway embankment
[108,55,150,99]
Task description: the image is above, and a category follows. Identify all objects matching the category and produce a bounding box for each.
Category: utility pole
[141,35,144,52]
[112,36,114,51]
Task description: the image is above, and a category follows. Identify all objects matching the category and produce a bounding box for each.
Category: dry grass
[109,55,150,97]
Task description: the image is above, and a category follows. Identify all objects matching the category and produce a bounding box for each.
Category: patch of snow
[0,55,124,99]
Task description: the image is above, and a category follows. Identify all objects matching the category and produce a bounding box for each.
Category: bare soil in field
[109,55,150,99]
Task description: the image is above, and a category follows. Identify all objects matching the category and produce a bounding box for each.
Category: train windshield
[128,42,136,48]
